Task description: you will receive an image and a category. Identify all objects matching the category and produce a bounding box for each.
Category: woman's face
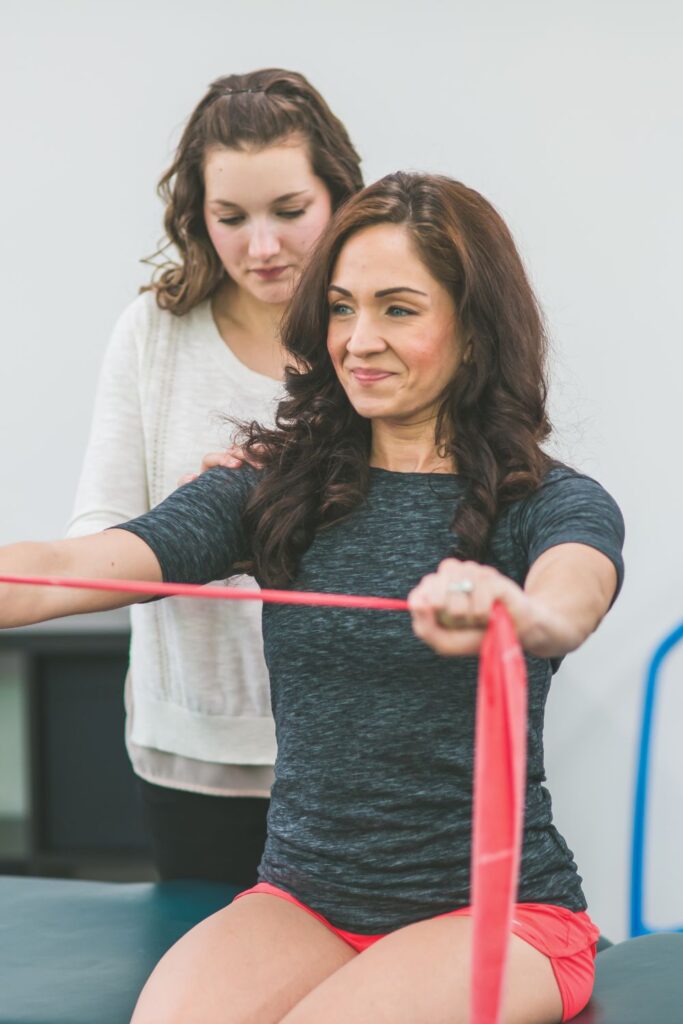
[327,224,463,425]
[203,137,333,306]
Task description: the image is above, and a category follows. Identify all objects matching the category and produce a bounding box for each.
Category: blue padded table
[571,932,683,1023]
[0,876,239,1024]
[2,875,683,1023]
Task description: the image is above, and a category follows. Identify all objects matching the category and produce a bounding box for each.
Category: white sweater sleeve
[67,297,152,537]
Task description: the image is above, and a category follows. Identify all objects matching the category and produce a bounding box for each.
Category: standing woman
[67,69,363,884]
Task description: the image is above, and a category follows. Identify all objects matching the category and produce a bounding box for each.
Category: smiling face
[326,223,463,430]
[203,136,333,306]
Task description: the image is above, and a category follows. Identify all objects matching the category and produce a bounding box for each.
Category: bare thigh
[280,914,563,1024]
[130,893,356,1024]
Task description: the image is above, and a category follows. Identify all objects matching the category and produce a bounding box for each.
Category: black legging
[137,777,269,885]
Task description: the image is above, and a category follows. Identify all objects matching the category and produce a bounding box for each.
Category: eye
[386,305,416,317]
[277,208,306,220]
[329,302,354,316]
[218,215,244,226]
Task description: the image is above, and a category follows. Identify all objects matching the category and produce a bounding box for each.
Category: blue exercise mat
[0,876,238,1024]
[2,876,683,1023]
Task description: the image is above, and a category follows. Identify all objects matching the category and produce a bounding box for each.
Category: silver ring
[446,579,474,596]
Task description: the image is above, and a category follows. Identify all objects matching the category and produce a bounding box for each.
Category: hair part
[235,172,553,586]
[142,68,363,315]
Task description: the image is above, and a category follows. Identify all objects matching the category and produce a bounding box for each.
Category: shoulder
[105,292,214,376]
[506,461,625,585]
[521,463,624,525]
[118,464,260,585]
[180,463,261,507]
[101,292,160,365]
[126,464,260,545]
[112,290,160,336]
[110,290,207,347]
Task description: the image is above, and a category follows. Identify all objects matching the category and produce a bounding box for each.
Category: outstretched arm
[411,470,624,659]
[1,463,256,628]
[0,529,161,628]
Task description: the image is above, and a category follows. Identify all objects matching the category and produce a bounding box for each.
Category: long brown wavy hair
[237,172,553,586]
[144,69,363,315]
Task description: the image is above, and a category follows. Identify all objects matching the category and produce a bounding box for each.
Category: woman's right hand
[177,446,263,486]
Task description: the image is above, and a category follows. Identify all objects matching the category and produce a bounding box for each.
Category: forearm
[0,541,70,626]
[521,600,599,659]
[521,544,618,658]
[0,530,161,628]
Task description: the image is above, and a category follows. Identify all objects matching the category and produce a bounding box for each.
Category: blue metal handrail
[630,622,683,936]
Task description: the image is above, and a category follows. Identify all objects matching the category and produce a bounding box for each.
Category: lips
[350,368,395,383]
[252,266,288,280]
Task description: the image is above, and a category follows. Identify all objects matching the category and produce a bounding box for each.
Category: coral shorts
[236,882,600,1022]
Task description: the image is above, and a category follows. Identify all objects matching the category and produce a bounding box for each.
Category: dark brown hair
[238,172,553,586]
[144,69,363,314]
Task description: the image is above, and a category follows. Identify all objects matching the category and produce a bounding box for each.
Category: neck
[213,279,286,345]
[369,418,456,474]
[211,279,288,380]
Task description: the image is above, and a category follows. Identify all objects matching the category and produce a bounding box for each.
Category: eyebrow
[328,285,429,298]
[209,190,310,209]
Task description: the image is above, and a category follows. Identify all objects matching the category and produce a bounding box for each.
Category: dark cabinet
[0,626,153,878]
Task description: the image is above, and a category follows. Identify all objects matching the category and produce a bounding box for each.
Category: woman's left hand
[408,558,538,657]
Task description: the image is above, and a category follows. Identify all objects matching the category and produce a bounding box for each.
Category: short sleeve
[516,467,625,598]
[115,465,258,585]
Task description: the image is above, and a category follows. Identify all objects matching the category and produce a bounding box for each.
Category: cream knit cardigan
[68,292,282,794]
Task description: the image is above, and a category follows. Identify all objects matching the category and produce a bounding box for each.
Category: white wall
[1,0,682,941]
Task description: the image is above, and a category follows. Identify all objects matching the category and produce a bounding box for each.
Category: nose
[248,219,281,262]
[345,312,388,357]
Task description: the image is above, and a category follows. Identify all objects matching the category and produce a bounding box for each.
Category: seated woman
[0,172,624,1024]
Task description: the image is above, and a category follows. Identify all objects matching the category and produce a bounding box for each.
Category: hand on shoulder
[177,445,265,487]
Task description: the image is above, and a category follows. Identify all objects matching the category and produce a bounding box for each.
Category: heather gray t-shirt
[119,463,624,932]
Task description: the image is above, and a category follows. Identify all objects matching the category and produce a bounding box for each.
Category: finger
[177,472,198,486]
[407,574,440,609]
[411,603,485,655]
[437,590,473,628]
[227,444,265,469]
[436,579,476,627]
[469,574,522,626]
[432,626,486,655]
[199,452,240,472]
[436,608,472,630]
[467,578,500,628]
[435,561,493,629]
[409,597,437,636]
[411,572,472,629]
[413,597,468,640]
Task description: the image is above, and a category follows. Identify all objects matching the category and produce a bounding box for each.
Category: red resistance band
[0,573,408,611]
[471,601,528,1024]
[0,574,526,1024]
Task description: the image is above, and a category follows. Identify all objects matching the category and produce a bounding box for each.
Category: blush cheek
[288,194,333,256]
[204,216,222,253]
[326,334,344,379]
[399,342,431,383]
[397,334,457,408]
[325,335,338,367]
[288,219,328,260]
[205,222,241,277]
